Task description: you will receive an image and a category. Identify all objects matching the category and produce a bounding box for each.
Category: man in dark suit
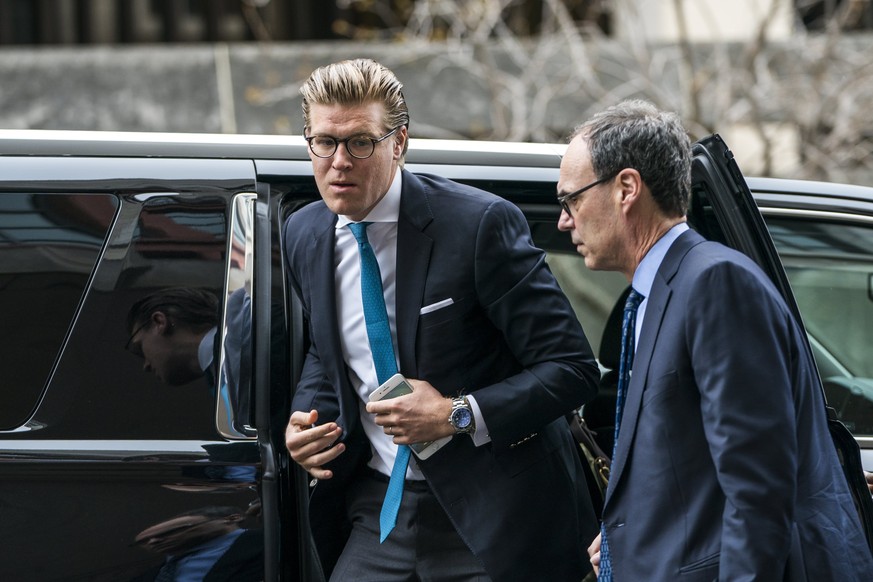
[132,506,263,581]
[558,99,873,580]
[126,286,253,435]
[283,59,600,581]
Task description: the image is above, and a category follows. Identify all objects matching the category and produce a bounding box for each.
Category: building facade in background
[1,0,872,183]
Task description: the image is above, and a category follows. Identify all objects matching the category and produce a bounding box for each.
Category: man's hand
[365,378,455,444]
[587,532,602,577]
[285,410,345,480]
[866,470,873,495]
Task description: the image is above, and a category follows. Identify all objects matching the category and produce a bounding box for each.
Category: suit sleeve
[282,216,340,423]
[689,261,797,579]
[467,198,599,447]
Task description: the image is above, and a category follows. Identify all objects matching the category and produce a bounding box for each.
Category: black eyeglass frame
[125,319,151,353]
[557,174,614,215]
[125,302,176,353]
[304,126,400,160]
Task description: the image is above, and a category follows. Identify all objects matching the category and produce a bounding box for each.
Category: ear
[151,311,172,335]
[617,168,644,214]
[393,126,408,160]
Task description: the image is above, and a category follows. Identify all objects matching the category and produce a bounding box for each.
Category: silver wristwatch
[449,396,475,434]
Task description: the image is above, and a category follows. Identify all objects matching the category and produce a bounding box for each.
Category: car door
[748,177,873,470]
[0,155,272,580]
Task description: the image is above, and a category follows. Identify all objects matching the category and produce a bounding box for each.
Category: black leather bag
[826,406,873,554]
[567,412,611,519]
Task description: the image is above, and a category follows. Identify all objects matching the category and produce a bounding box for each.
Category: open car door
[689,134,873,553]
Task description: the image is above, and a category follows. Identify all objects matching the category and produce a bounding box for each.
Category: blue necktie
[598,288,644,582]
[347,222,410,543]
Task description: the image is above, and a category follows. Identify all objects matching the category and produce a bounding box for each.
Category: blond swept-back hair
[300,59,410,156]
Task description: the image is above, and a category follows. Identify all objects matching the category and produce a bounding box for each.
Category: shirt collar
[335,169,403,229]
[632,222,690,297]
[198,327,217,372]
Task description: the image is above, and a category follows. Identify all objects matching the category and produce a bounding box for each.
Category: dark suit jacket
[603,229,873,581]
[282,170,600,581]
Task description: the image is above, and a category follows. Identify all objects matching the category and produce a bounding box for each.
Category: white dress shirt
[334,170,410,478]
[334,170,490,479]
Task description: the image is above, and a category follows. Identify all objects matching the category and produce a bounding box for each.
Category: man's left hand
[366,378,456,444]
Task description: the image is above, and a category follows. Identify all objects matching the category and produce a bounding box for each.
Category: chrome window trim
[759,206,873,225]
[217,192,257,440]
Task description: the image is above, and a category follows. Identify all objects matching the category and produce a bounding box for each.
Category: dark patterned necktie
[347,222,409,543]
[599,288,644,581]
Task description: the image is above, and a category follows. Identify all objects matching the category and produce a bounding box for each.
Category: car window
[765,215,873,436]
[218,192,256,439]
[33,194,230,439]
[454,179,628,358]
[0,192,117,430]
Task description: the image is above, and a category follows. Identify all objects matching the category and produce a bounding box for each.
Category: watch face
[452,407,473,429]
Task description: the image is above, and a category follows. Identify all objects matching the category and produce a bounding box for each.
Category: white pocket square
[420,298,454,315]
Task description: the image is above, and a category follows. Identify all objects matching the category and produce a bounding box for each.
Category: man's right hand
[285,410,345,480]
[587,532,602,577]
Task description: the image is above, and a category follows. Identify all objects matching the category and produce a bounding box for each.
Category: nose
[331,144,354,170]
[557,207,574,232]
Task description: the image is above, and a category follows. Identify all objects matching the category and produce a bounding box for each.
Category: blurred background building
[1,0,868,44]
[1,0,872,182]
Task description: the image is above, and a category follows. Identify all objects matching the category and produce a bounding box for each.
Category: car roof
[2,130,873,215]
[0,129,566,169]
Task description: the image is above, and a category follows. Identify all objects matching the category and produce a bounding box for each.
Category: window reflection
[0,193,116,430]
[767,216,873,435]
[217,193,256,439]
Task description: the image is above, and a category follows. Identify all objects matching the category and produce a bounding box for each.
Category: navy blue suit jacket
[282,170,600,581]
[603,229,873,581]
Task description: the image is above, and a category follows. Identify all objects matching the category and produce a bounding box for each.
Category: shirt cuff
[465,394,491,446]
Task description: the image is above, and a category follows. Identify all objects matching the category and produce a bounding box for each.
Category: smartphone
[368,373,452,460]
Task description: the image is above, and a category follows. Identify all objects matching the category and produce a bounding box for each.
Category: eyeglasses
[557,174,614,215]
[125,320,151,354]
[305,127,400,159]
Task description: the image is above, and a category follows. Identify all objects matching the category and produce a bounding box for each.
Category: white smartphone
[368,373,452,460]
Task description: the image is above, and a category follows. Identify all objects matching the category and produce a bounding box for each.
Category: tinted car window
[0,192,116,430]
[28,194,229,439]
[767,216,873,436]
[454,178,628,357]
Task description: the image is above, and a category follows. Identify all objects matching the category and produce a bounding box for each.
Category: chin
[583,257,601,271]
[326,200,361,218]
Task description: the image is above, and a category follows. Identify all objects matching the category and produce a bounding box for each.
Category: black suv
[0,130,870,581]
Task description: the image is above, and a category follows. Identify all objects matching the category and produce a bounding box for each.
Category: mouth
[330,180,356,192]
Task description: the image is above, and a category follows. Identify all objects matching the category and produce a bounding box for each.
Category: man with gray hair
[282,58,601,580]
[557,99,873,580]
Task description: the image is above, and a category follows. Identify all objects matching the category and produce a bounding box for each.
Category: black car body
[0,130,870,580]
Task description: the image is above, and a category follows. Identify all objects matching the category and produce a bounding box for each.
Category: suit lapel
[308,211,358,421]
[395,170,434,375]
[605,229,706,503]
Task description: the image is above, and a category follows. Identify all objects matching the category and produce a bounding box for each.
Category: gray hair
[571,99,691,217]
[300,59,410,156]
